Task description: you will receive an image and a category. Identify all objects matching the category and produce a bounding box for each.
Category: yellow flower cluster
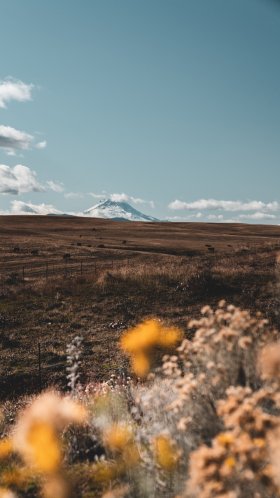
[120,319,182,377]
[92,423,139,486]
[154,435,180,471]
[0,391,87,498]
[103,424,133,453]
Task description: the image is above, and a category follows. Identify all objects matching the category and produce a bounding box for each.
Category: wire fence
[0,256,130,283]
[0,342,68,399]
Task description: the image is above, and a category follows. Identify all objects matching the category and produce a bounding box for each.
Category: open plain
[1,215,280,399]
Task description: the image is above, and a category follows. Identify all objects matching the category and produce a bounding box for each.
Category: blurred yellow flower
[217,432,234,446]
[154,435,179,471]
[120,319,182,377]
[92,461,120,483]
[0,439,12,459]
[253,438,265,448]
[122,442,140,467]
[224,456,236,469]
[103,424,132,453]
[132,352,150,377]
[12,391,87,468]
[26,421,61,473]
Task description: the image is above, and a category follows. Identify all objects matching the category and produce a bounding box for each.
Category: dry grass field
[3,217,280,498]
[1,215,280,400]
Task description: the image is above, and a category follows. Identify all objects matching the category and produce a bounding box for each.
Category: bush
[2,303,280,497]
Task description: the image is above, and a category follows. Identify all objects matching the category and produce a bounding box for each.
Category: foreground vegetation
[1,301,280,497]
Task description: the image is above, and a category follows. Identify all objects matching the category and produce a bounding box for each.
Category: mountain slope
[83,199,158,222]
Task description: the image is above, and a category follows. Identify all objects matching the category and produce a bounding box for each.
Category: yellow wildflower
[92,461,120,482]
[12,391,87,475]
[103,424,132,453]
[131,352,150,378]
[224,456,236,468]
[120,319,182,377]
[25,421,61,473]
[217,432,234,446]
[253,438,265,448]
[0,439,13,459]
[120,320,160,353]
[154,435,179,471]
[122,441,140,467]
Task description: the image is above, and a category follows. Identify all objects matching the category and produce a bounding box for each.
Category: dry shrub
[94,258,203,294]
[3,303,280,497]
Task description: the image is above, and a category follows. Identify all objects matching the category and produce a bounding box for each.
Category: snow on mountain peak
[83,199,158,222]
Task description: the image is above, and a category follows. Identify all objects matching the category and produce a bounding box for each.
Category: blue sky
[0,0,280,222]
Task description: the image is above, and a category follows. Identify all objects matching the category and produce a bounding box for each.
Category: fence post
[80,261,83,276]
[45,262,48,280]
[38,342,42,392]
[22,266,25,281]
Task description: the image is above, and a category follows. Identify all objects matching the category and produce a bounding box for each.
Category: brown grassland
[0,215,280,399]
[2,216,280,497]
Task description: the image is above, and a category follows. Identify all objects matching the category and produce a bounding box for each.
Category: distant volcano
[83,199,159,222]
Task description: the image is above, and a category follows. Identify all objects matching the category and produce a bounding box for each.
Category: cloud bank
[46,180,64,193]
[238,212,276,220]
[0,125,34,154]
[9,200,61,216]
[0,79,33,109]
[90,192,155,208]
[0,164,63,196]
[0,164,44,194]
[0,125,47,155]
[168,199,279,212]
[167,198,280,224]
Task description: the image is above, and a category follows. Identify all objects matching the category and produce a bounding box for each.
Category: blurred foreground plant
[0,392,87,498]
[120,319,182,377]
[2,304,280,498]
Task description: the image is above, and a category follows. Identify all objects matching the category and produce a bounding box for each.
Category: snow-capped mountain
[83,199,158,222]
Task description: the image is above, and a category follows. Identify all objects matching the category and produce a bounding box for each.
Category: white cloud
[0,165,63,196]
[168,199,279,213]
[0,79,33,109]
[238,212,276,220]
[165,212,203,221]
[0,164,44,194]
[36,140,47,149]
[0,125,34,154]
[46,180,64,193]
[165,216,187,221]
[208,214,224,220]
[109,192,129,202]
[10,200,62,215]
[111,193,155,207]
[90,191,155,208]
[0,126,47,155]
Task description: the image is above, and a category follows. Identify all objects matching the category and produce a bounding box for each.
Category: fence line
[0,257,127,282]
